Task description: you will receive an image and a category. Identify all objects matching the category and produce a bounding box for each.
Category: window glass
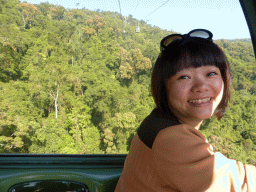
[1,0,255,164]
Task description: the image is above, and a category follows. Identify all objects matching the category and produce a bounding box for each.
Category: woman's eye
[208,72,217,76]
[179,75,189,80]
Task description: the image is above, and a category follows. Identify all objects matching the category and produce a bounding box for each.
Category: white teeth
[189,98,211,104]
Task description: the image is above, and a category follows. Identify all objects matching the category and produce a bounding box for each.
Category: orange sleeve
[151,124,256,192]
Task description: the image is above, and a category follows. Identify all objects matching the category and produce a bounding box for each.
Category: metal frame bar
[239,0,256,58]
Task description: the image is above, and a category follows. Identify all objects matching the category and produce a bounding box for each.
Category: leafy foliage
[1,0,256,167]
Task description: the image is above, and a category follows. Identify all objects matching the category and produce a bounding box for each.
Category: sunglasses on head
[160,29,213,53]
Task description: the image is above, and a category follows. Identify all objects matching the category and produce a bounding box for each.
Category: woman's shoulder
[157,122,208,143]
[153,123,210,152]
[136,108,182,149]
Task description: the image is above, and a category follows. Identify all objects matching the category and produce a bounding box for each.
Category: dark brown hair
[151,37,232,120]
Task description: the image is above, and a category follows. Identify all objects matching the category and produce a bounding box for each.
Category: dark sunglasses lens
[163,36,182,47]
[190,31,210,39]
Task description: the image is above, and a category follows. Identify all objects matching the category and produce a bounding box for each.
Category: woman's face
[165,65,224,128]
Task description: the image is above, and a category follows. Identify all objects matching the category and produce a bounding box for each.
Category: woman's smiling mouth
[188,97,212,104]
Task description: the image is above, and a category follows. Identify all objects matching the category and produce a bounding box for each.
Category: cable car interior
[0,0,256,192]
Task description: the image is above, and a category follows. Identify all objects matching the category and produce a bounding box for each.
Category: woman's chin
[193,112,214,121]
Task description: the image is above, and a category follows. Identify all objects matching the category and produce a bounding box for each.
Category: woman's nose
[191,78,209,92]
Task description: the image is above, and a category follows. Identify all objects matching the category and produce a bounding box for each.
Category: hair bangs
[166,39,223,79]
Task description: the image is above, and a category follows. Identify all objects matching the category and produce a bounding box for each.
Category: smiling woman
[153,29,231,122]
[115,29,256,192]
[165,66,224,130]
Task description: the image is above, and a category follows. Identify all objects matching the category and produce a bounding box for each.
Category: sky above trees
[20,0,251,40]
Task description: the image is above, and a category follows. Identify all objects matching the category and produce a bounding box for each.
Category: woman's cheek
[214,78,224,93]
[172,83,188,98]
[177,82,188,92]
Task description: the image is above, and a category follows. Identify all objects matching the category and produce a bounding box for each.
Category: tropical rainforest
[1,0,256,166]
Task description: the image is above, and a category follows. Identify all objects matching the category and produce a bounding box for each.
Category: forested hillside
[1,0,256,166]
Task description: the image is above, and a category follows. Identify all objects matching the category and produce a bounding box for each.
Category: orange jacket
[115,108,256,192]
